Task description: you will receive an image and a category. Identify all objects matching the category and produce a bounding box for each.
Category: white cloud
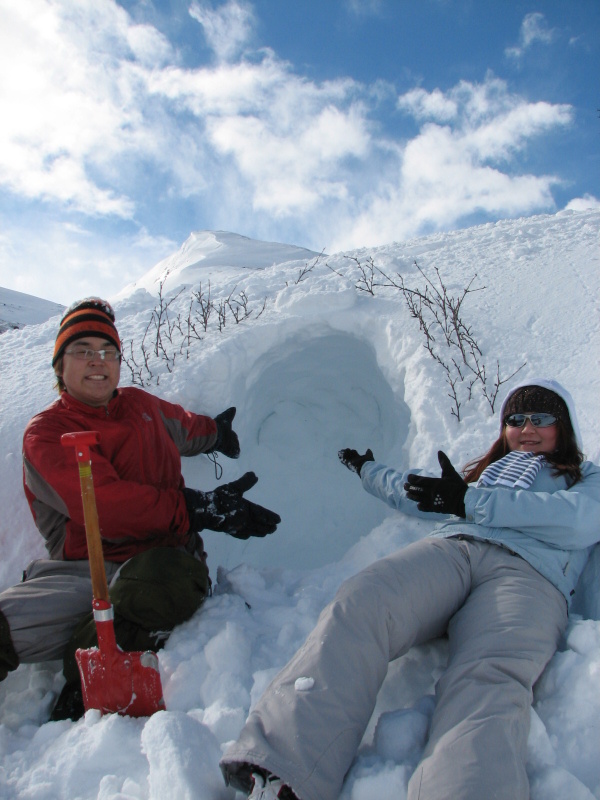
[0,0,169,217]
[505,12,556,61]
[521,12,555,47]
[564,195,600,212]
[189,0,255,63]
[345,0,384,16]
[328,78,572,250]
[0,0,579,272]
[397,77,572,166]
[145,45,369,215]
[126,21,174,67]
[205,101,370,215]
[398,87,457,122]
[0,214,176,305]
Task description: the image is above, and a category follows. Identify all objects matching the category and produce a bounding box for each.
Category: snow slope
[0,210,598,799]
[0,286,64,333]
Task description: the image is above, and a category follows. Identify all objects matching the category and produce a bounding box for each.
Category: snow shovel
[61,431,166,717]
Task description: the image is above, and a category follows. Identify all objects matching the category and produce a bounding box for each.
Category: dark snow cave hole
[237,332,409,569]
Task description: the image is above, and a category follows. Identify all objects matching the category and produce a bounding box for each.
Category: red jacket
[22,387,218,562]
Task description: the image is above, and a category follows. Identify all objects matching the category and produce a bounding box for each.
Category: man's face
[59,336,121,407]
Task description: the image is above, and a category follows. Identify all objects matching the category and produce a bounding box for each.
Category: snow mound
[115,230,322,298]
[0,210,599,799]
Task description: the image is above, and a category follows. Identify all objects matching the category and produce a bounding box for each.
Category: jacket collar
[59,388,121,416]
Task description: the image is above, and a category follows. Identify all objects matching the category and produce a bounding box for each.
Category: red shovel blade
[76,646,166,717]
[76,600,166,717]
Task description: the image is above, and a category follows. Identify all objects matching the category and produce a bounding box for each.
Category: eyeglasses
[64,347,121,362]
[504,413,557,429]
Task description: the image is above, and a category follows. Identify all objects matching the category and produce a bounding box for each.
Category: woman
[220,379,600,800]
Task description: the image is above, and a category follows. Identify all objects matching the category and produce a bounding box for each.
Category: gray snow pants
[0,558,123,664]
[0,549,210,678]
[220,537,568,800]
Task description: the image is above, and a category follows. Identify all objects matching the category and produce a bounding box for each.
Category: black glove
[183,472,281,539]
[213,407,240,459]
[404,451,467,517]
[338,448,374,476]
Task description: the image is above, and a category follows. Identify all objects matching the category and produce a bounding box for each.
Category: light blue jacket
[360,459,600,606]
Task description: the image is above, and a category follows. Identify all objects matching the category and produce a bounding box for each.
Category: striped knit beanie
[503,385,570,427]
[52,298,120,366]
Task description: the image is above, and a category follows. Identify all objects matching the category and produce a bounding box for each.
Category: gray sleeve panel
[159,410,218,457]
[23,456,68,559]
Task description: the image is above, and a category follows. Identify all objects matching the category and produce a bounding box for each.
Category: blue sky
[0,0,598,304]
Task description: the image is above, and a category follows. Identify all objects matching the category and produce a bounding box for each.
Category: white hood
[499,378,583,451]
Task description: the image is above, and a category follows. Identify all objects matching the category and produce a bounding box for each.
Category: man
[0,297,280,719]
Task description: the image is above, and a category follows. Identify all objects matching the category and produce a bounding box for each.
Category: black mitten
[338,448,374,476]
[404,451,467,517]
[213,407,240,459]
[183,472,280,539]
[236,500,282,540]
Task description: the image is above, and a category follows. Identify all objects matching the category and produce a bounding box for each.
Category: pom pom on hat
[52,297,120,366]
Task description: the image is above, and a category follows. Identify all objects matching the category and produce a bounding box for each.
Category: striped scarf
[477,450,546,489]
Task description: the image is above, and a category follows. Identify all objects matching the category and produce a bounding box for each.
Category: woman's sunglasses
[504,413,558,429]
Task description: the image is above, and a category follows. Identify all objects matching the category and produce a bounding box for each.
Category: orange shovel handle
[61,431,109,603]
[61,432,166,717]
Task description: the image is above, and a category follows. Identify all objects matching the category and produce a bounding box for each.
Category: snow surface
[0,210,599,799]
[0,286,64,333]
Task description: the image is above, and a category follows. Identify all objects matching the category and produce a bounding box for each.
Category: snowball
[294,677,315,692]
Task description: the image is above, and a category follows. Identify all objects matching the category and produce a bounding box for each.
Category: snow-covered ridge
[115,230,322,298]
[0,286,64,332]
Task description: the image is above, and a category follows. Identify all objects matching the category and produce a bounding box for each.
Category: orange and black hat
[52,297,120,366]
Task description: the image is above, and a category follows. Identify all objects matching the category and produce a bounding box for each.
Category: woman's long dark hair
[463,418,584,485]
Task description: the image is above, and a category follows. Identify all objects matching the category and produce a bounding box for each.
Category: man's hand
[183,472,281,539]
[404,451,467,517]
[213,407,240,459]
[338,448,375,476]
